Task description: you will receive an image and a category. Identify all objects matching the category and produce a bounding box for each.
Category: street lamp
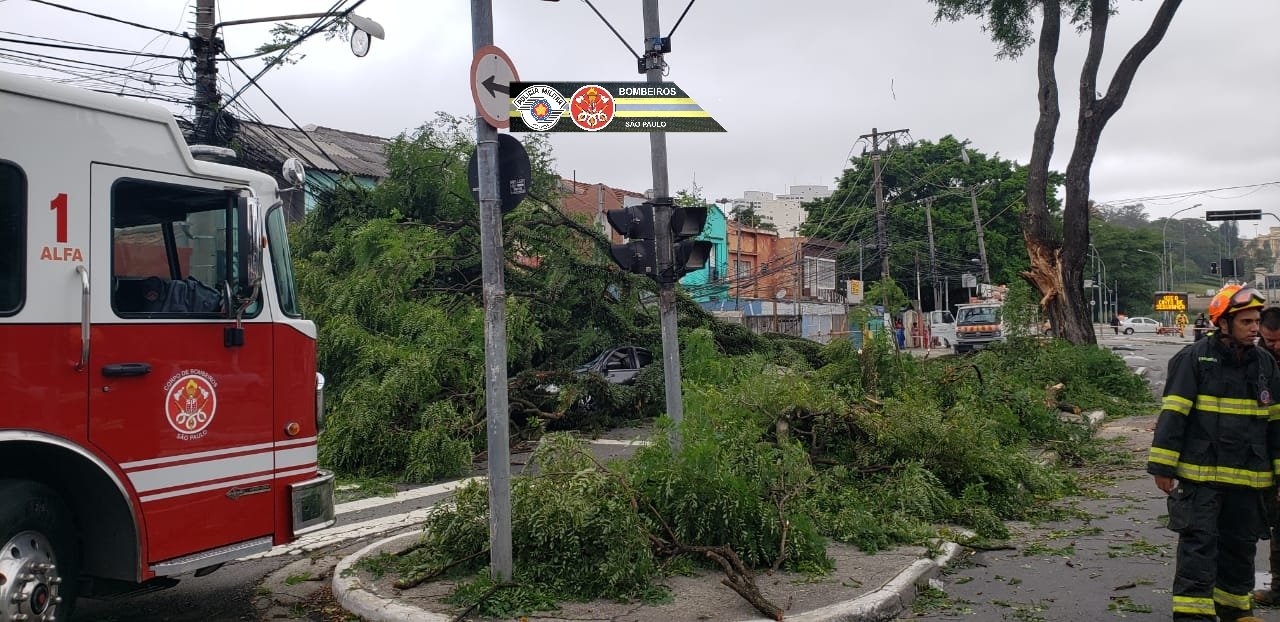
[1163,203,1202,292]
[213,11,385,56]
[191,5,387,144]
[959,145,992,285]
[1135,248,1160,290]
[1090,244,1108,324]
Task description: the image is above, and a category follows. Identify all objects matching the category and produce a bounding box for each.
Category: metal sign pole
[470,0,511,581]
[641,0,684,449]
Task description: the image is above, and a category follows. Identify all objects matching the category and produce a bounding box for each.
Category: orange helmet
[1207,284,1265,324]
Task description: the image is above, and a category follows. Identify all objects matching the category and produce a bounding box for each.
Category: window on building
[734,260,752,276]
[0,162,24,315]
[804,256,836,292]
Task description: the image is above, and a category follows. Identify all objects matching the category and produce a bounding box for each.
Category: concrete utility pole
[192,0,220,144]
[470,0,512,581]
[924,197,939,310]
[914,250,922,311]
[641,0,685,444]
[858,127,909,307]
[969,184,992,285]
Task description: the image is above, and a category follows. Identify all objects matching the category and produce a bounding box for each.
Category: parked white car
[1120,316,1161,335]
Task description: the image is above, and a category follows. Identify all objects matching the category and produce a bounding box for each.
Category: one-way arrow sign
[470,45,518,129]
[481,75,509,98]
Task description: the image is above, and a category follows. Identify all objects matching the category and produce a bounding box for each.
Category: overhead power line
[1098,181,1280,206]
[25,0,190,38]
[0,35,189,59]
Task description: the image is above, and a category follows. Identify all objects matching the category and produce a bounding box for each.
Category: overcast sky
[3,1,1277,233]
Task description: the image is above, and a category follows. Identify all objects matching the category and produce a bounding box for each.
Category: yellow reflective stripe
[1163,395,1193,414]
[1196,395,1269,417]
[1173,595,1217,614]
[1149,446,1181,467]
[1270,404,1280,420]
[1274,458,1280,476]
[1213,587,1251,610]
[1177,462,1273,488]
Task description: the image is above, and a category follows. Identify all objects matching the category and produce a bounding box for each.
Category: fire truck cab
[0,71,335,621]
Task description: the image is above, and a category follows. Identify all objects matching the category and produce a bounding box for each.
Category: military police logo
[512,84,567,132]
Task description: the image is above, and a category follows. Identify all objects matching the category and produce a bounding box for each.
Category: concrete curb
[743,541,965,622]
[332,531,452,622]
[333,533,967,622]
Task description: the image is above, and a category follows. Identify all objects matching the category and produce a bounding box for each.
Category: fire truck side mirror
[235,195,263,306]
[281,157,306,189]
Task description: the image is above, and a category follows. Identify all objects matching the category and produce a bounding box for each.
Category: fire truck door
[87,165,276,564]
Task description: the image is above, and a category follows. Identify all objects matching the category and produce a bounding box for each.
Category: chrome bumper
[291,469,336,537]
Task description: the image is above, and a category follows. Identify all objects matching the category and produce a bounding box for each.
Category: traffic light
[606,203,657,277]
[1210,261,1218,275]
[669,204,713,282]
[605,199,714,284]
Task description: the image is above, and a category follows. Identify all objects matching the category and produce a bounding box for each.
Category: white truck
[926,310,956,349]
[952,301,1005,354]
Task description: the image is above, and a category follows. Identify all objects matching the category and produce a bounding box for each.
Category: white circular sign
[470,45,518,129]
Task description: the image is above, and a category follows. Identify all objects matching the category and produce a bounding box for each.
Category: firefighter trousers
[1167,482,1268,621]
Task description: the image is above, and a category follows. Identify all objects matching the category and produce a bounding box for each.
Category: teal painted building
[679,204,729,303]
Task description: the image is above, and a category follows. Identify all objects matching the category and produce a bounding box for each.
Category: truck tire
[0,479,78,622]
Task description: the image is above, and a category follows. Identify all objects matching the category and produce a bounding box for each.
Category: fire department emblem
[569,85,614,131]
[512,84,567,131]
[164,371,218,438]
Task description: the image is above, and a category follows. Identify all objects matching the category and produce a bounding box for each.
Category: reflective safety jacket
[1148,337,1280,489]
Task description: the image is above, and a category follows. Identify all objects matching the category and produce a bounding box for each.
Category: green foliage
[384,330,1149,612]
[297,112,1154,615]
[396,435,663,616]
[864,276,909,314]
[1001,279,1043,341]
[801,136,1056,306]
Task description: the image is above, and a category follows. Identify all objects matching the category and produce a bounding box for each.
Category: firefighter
[1176,311,1189,338]
[1254,306,1280,607]
[1194,312,1210,341]
[1148,284,1280,622]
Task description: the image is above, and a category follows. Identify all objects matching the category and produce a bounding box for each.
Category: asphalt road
[901,331,1279,621]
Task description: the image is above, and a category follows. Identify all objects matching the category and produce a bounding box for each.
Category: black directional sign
[1205,209,1262,221]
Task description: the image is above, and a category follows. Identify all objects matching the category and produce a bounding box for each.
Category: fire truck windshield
[265,207,301,317]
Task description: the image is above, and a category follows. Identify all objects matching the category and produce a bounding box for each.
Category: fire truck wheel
[0,479,79,622]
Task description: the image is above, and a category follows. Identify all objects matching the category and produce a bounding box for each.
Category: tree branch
[1024,0,1062,243]
[1097,0,1183,124]
[1078,0,1109,113]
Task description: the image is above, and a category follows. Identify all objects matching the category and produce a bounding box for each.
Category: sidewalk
[329,533,966,622]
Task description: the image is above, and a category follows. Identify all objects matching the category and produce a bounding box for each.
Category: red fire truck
[0,71,335,620]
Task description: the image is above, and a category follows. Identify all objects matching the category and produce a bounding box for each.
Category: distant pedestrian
[894,318,905,349]
[1110,314,1121,335]
[1175,311,1189,338]
[1193,312,1209,341]
[1252,306,1280,607]
[1148,285,1278,621]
